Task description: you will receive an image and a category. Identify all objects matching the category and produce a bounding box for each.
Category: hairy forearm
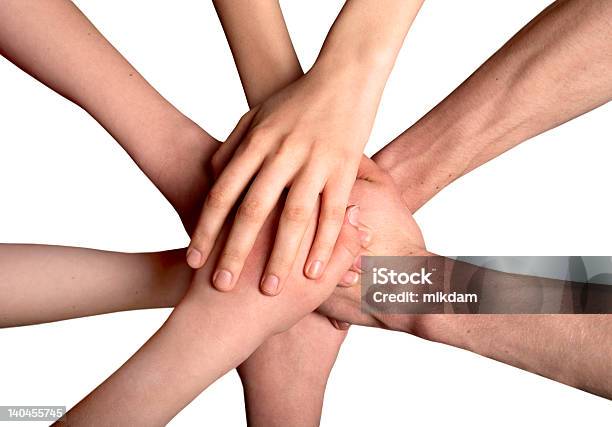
[419,314,612,398]
[375,0,612,211]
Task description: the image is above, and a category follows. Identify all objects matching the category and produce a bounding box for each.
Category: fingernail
[359,229,371,245]
[330,319,351,330]
[186,248,202,268]
[213,269,233,291]
[347,205,360,226]
[337,321,351,330]
[261,274,280,296]
[341,271,359,285]
[306,260,324,278]
[353,256,362,271]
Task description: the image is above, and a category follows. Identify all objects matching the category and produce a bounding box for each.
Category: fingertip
[260,274,280,296]
[339,270,359,286]
[359,228,372,247]
[305,259,324,279]
[213,269,234,292]
[329,318,351,330]
[186,248,203,269]
[347,205,360,227]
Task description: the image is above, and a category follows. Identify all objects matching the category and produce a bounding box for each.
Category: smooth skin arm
[0,244,189,328]
[188,0,424,297]
[212,0,302,107]
[374,0,612,211]
[0,0,218,226]
[63,206,363,426]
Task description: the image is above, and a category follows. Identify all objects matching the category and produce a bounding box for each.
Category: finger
[211,109,257,177]
[356,155,380,181]
[212,158,297,292]
[316,205,362,287]
[338,270,360,287]
[259,171,325,296]
[187,139,266,269]
[329,318,351,330]
[304,171,355,279]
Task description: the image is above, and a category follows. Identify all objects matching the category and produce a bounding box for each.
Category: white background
[1,0,611,425]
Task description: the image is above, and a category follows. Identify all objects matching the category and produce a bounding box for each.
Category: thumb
[356,155,380,181]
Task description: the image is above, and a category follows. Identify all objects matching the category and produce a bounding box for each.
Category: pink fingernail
[353,256,362,271]
[336,321,351,330]
[359,229,372,245]
[213,269,233,291]
[186,248,202,268]
[306,260,324,278]
[347,205,360,226]
[261,274,280,296]
[341,271,359,285]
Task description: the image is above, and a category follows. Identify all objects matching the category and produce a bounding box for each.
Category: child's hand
[186,66,380,296]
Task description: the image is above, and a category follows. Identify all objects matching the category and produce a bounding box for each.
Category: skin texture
[374,0,612,211]
[63,206,363,426]
[188,0,425,298]
[212,2,366,424]
[1,1,364,425]
[3,163,612,401]
[1,0,612,421]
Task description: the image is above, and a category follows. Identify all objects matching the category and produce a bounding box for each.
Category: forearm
[213,0,302,107]
[313,0,423,108]
[321,254,612,398]
[0,0,217,220]
[238,314,345,427]
[65,288,262,426]
[0,244,190,327]
[419,314,612,399]
[65,208,360,424]
[375,0,612,211]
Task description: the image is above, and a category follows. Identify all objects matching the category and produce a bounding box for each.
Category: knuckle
[245,127,272,150]
[322,205,346,223]
[237,198,264,221]
[268,259,292,276]
[283,204,308,223]
[220,250,244,266]
[193,226,212,245]
[274,136,304,161]
[314,238,336,255]
[205,186,229,210]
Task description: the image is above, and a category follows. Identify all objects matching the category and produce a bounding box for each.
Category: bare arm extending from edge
[0,0,218,226]
[374,0,612,210]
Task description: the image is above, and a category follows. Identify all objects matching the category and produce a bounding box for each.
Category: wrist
[374,107,491,211]
[311,47,390,100]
